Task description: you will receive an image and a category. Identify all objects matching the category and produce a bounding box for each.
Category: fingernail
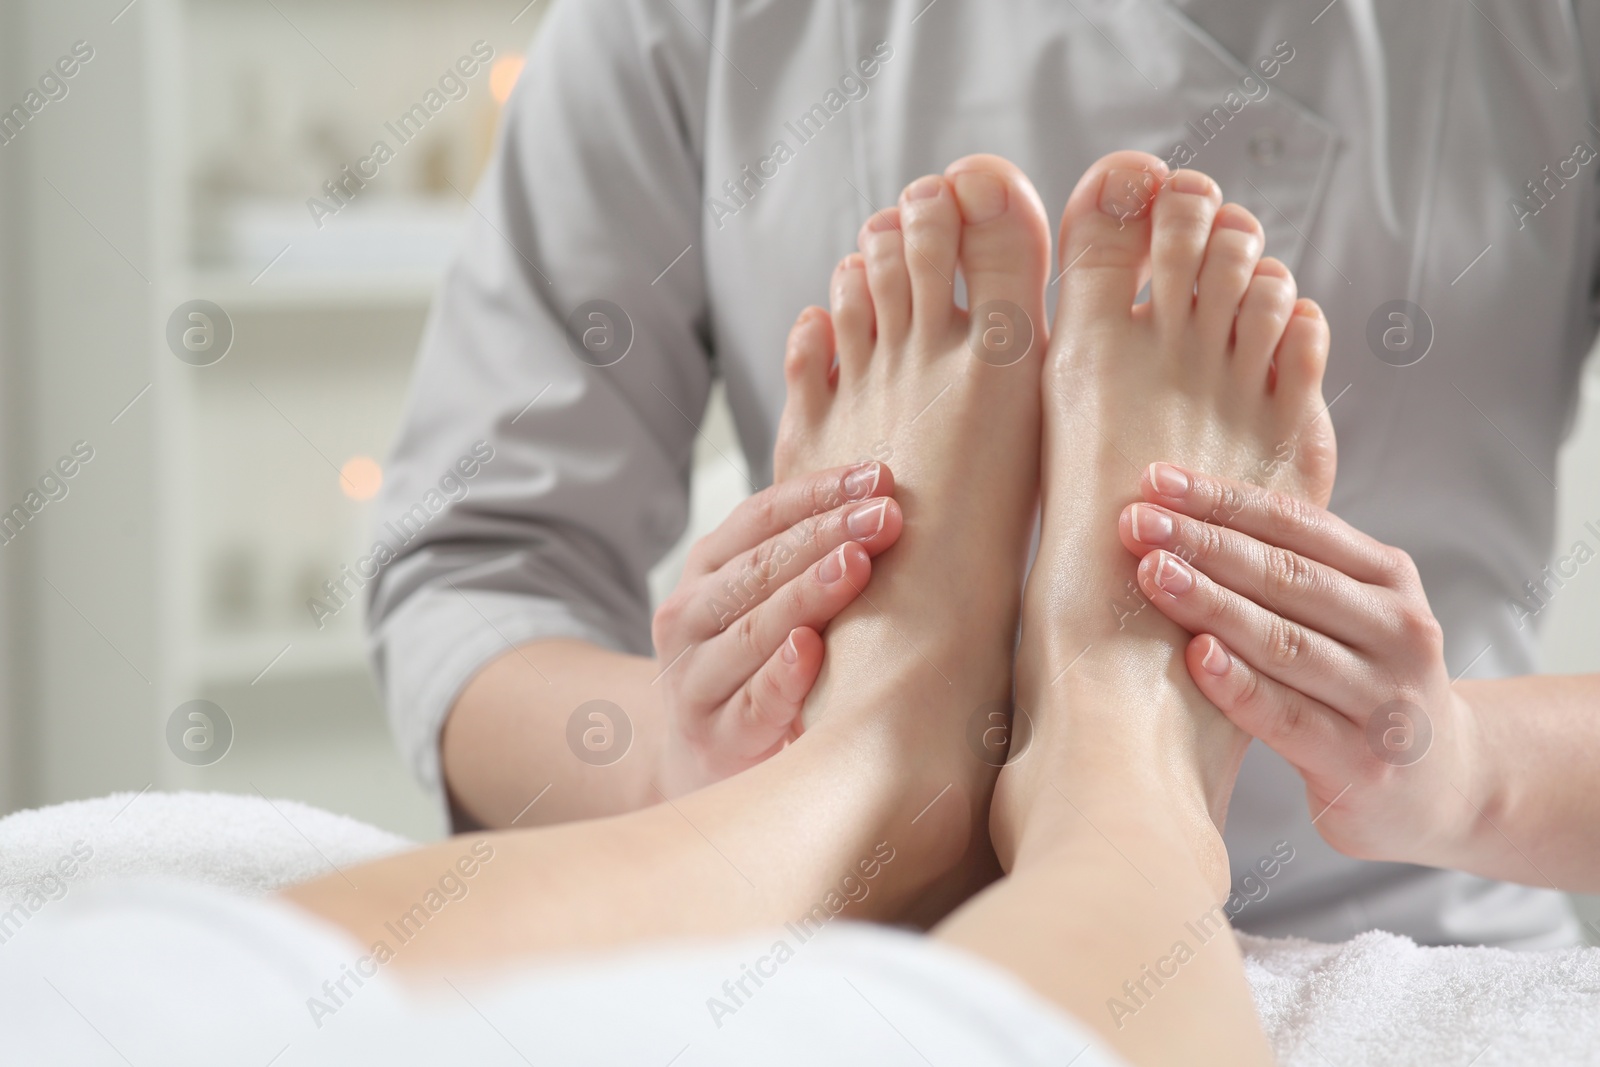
[1100,167,1159,218]
[1166,169,1214,197]
[950,170,1008,224]
[842,462,881,500]
[846,498,889,541]
[782,632,800,665]
[1200,638,1231,676]
[1129,503,1175,545]
[1148,462,1190,498]
[817,545,848,584]
[906,175,944,200]
[1153,553,1194,595]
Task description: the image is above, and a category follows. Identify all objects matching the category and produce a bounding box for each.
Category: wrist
[1433,684,1502,871]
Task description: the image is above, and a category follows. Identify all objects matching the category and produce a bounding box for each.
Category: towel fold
[0,790,408,907]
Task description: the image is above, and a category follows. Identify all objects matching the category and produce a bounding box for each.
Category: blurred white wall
[3,0,166,815]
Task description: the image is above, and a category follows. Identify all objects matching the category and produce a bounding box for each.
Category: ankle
[994,651,1235,881]
[795,712,991,911]
[996,751,1231,901]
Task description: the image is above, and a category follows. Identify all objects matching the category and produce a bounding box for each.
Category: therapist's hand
[652,461,902,797]
[1116,463,1484,869]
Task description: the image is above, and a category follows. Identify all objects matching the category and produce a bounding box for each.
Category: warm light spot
[490,54,526,104]
[340,455,383,501]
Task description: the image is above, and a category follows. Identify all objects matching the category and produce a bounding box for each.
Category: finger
[713,627,823,761]
[685,494,901,633]
[1140,463,1400,587]
[1187,634,1361,794]
[1135,549,1369,712]
[655,495,900,665]
[686,461,897,576]
[1120,502,1398,649]
[682,543,873,710]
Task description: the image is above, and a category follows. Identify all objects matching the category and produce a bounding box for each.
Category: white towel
[0,790,408,906]
[3,793,1597,1064]
[1242,930,1600,1065]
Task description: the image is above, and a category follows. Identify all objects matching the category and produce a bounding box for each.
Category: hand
[1115,462,1483,868]
[652,461,902,797]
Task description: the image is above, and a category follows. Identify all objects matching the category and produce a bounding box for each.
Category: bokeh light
[491,54,526,105]
[340,455,383,501]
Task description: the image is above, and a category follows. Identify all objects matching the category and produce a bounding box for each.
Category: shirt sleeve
[1581,0,1600,353]
[366,0,715,802]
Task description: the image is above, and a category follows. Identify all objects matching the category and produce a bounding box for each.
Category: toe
[944,154,1051,364]
[1275,299,1331,402]
[1194,203,1266,350]
[1054,150,1168,328]
[782,305,834,420]
[1273,300,1336,506]
[859,208,912,347]
[1149,169,1223,331]
[1234,258,1298,384]
[898,174,962,336]
[830,254,875,380]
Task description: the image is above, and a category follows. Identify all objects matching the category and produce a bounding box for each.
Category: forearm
[440,639,666,829]
[1451,672,1600,892]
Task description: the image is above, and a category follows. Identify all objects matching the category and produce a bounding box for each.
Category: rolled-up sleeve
[367,0,715,800]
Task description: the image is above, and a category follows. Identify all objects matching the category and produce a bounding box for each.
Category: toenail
[1295,299,1324,319]
[1214,206,1260,233]
[1255,257,1290,279]
[866,211,900,233]
[1200,638,1231,676]
[842,462,881,500]
[782,631,800,665]
[1147,463,1191,498]
[1129,504,1175,544]
[906,176,944,201]
[951,170,1008,224]
[817,545,848,583]
[1153,553,1194,595]
[1100,168,1159,219]
[846,498,889,541]
[1166,169,1215,197]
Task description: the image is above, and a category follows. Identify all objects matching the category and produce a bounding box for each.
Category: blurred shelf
[184,269,440,311]
[199,629,369,686]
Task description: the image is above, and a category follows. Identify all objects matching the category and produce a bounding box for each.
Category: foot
[998,152,1336,894]
[772,154,1051,873]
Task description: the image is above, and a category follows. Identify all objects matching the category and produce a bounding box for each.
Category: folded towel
[0,790,409,906]
[1242,930,1600,1065]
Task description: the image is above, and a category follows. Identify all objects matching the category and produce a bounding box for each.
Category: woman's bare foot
[771,154,1051,877]
[997,151,1336,896]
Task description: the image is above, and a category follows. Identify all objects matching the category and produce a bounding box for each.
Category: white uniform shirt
[369,0,1599,947]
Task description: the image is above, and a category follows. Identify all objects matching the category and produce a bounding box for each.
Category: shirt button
[1249,129,1283,165]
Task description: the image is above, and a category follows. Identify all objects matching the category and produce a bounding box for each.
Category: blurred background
[0,0,1595,930]
[0,0,756,844]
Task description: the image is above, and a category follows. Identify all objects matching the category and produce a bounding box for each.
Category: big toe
[1053,150,1169,329]
[944,154,1051,365]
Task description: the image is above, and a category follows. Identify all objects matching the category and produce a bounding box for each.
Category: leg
[936,153,1335,1066]
[284,155,1054,967]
